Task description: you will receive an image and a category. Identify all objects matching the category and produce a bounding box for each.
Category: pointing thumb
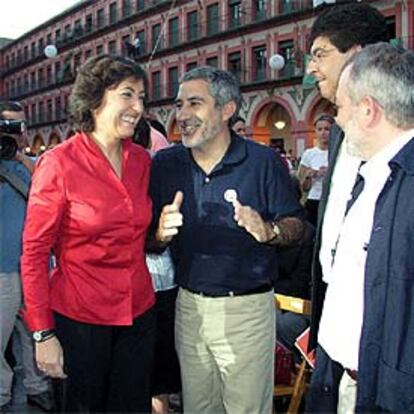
[172,191,184,210]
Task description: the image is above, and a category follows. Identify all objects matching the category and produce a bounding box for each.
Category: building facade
[0,0,411,155]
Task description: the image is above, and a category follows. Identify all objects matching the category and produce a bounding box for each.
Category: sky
[1,0,81,39]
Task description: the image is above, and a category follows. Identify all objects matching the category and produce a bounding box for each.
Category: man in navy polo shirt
[150,66,303,413]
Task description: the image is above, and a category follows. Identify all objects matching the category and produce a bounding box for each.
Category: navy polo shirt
[150,134,303,294]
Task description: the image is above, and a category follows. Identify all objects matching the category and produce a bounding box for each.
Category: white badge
[224,189,238,204]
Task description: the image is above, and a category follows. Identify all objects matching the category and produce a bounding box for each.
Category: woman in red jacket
[21,55,156,413]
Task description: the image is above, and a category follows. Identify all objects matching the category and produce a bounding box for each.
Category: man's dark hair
[308,3,390,53]
[230,116,246,127]
[68,55,148,132]
[313,113,335,126]
[0,101,24,119]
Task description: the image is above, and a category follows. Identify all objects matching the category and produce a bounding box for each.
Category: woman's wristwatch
[32,329,56,343]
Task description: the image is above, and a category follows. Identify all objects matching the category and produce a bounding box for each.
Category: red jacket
[21,132,155,331]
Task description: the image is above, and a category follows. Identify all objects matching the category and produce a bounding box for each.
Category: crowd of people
[1,2,414,414]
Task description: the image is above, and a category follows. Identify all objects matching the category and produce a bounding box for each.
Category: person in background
[274,176,314,356]
[21,55,156,413]
[0,101,52,414]
[230,116,247,138]
[297,114,334,226]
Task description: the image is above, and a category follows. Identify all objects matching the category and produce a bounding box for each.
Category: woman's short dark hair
[68,55,148,132]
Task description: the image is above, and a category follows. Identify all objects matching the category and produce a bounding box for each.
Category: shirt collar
[180,131,247,167]
[360,128,414,178]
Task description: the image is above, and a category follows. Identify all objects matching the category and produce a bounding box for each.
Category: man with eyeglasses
[0,102,52,413]
[304,4,389,413]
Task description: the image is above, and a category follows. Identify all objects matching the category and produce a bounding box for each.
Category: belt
[345,368,358,382]
[184,284,272,298]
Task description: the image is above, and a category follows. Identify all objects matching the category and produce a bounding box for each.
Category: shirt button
[204,177,210,184]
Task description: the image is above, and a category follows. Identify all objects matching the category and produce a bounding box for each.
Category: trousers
[175,287,275,414]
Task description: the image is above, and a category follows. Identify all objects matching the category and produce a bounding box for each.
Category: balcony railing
[3,0,315,75]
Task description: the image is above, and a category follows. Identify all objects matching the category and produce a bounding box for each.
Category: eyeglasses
[308,47,337,65]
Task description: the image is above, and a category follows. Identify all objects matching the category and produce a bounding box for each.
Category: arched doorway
[252,102,293,151]
[32,135,46,156]
[48,132,62,149]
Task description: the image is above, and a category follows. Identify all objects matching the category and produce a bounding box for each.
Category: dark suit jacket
[309,123,344,350]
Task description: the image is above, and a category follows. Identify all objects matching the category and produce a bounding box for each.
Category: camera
[0,119,25,160]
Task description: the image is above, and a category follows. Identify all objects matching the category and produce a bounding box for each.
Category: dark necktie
[345,170,365,215]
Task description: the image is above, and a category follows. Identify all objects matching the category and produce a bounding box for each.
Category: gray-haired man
[149,66,304,413]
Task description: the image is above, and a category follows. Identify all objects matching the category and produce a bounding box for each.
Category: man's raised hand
[156,191,184,244]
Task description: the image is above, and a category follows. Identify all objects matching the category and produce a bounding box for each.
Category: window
[16,78,21,95]
[253,45,267,81]
[17,50,22,65]
[152,23,162,49]
[38,101,45,123]
[278,40,294,77]
[122,34,130,55]
[24,74,29,93]
[228,51,242,82]
[386,15,396,39]
[85,14,93,32]
[38,38,44,55]
[63,56,72,80]
[136,30,146,54]
[74,19,83,37]
[96,44,104,55]
[168,66,179,97]
[136,0,145,11]
[55,61,62,83]
[74,53,82,72]
[109,2,118,24]
[31,41,36,58]
[23,46,29,62]
[123,0,131,17]
[152,71,161,100]
[207,4,219,36]
[169,17,180,47]
[280,0,298,14]
[254,0,267,21]
[38,68,45,88]
[108,40,117,55]
[228,0,242,28]
[187,11,198,41]
[47,100,53,122]
[85,49,92,60]
[64,24,72,40]
[55,29,62,44]
[206,56,218,67]
[186,61,198,71]
[46,33,52,45]
[31,104,37,124]
[30,72,36,90]
[55,97,62,120]
[97,8,105,28]
[46,65,52,85]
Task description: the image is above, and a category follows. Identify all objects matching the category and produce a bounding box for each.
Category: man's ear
[360,96,381,128]
[222,101,237,123]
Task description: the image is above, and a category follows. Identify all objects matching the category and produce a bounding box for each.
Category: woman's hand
[35,336,67,379]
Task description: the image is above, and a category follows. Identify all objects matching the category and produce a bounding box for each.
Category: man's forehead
[310,36,336,53]
[178,79,211,96]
